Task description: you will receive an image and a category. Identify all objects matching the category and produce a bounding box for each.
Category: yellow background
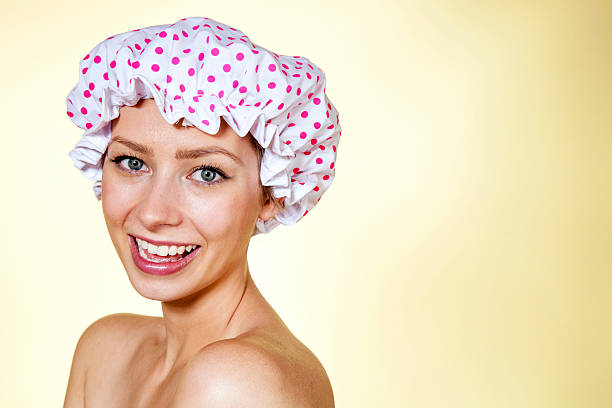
[2,0,611,406]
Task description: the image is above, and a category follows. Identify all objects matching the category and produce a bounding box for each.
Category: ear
[258,196,285,222]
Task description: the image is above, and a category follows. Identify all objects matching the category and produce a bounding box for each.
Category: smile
[129,235,201,276]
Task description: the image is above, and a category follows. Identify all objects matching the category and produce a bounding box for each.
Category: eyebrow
[175,146,244,165]
[109,136,244,165]
[110,136,151,154]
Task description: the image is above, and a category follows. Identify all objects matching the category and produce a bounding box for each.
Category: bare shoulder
[171,330,334,408]
[75,313,157,355]
[64,313,159,407]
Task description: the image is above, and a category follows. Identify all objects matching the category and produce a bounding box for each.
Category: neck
[157,260,251,375]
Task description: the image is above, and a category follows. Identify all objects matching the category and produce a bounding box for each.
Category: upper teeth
[135,237,197,257]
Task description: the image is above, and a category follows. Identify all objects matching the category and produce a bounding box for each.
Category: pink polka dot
[313,97,321,105]
[296,88,301,95]
[151,64,160,72]
[307,72,312,79]
[188,68,195,76]
[93,56,101,64]
[286,85,292,93]
[219,90,224,98]
[268,64,276,72]
[159,31,167,38]
[223,64,231,72]
[132,61,140,69]
[207,75,215,82]
[67,111,74,117]
[330,162,335,169]
[82,67,88,75]
[166,75,172,83]
[135,44,141,51]
[323,175,330,181]
[232,80,239,88]
[236,52,244,61]
[319,145,326,150]
[116,80,120,87]
[293,168,300,174]
[86,123,92,129]
[256,84,260,92]
[155,47,163,54]
[211,48,219,56]
[103,72,109,80]
[268,82,276,89]
[182,48,191,53]
[182,30,189,37]
[300,132,307,139]
[83,90,91,98]
[277,103,284,110]
[172,57,180,65]
[202,119,210,126]
[198,53,205,61]
[83,54,90,60]
[173,34,179,41]
[316,158,323,164]
[209,104,215,112]
[239,86,247,93]
[188,106,195,113]
[80,107,87,115]
[301,111,309,118]
[110,60,116,69]
[180,84,186,92]
[88,82,95,90]
[314,122,321,129]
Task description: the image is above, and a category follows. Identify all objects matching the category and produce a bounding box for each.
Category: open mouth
[134,236,200,263]
[128,235,202,276]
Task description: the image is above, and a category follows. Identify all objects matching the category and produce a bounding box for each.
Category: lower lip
[128,236,200,276]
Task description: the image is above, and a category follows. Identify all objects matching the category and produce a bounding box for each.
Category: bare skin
[63,99,334,407]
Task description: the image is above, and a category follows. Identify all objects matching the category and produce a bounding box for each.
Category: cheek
[100,167,137,228]
[184,183,262,240]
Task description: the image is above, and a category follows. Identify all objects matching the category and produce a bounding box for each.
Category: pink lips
[128,235,200,276]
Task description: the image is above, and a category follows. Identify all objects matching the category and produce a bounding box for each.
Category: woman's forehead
[111,99,251,154]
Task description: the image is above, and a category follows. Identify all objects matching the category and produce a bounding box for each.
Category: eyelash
[109,154,229,185]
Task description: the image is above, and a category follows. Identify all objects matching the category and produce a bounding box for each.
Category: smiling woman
[62,17,340,408]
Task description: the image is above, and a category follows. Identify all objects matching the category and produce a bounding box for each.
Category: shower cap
[66,16,341,234]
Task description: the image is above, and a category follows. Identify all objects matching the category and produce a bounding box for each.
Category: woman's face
[102,98,278,301]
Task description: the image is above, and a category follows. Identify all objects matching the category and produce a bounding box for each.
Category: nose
[135,174,183,230]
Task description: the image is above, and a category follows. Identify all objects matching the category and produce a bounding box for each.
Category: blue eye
[110,155,149,172]
[194,168,218,182]
[123,157,145,170]
[190,166,227,185]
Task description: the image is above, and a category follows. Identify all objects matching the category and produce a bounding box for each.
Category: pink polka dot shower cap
[66,16,341,234]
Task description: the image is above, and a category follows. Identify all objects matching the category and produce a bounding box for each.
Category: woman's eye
[111,155,149,173]
[193,168,219,183]
[122,157,145,171]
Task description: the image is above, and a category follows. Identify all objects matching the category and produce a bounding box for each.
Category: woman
[63,17,340,407]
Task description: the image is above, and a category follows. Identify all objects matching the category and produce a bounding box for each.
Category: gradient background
[2,0,611,406]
